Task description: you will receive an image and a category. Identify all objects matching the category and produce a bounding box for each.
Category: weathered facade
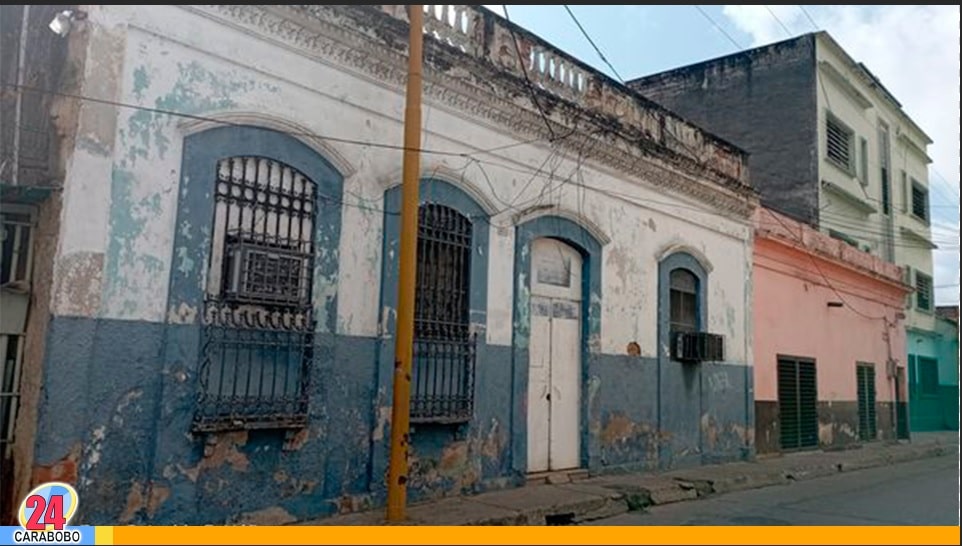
[1,4,76,524]
[629,31,939,442]
[753,208,911,453]
[7,5,759,525]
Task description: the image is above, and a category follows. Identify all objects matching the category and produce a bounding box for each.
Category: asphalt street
[586,454,960,526]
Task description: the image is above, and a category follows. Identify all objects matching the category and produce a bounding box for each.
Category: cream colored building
[631,30,939,441]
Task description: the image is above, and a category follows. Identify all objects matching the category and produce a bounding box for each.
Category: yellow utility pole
[386,4,423,524]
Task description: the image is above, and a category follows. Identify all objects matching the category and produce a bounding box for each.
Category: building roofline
[629,30,933,146]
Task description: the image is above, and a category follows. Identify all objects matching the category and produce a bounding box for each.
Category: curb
[300,440,957,526]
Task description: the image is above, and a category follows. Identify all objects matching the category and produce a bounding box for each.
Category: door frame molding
[511,215,605,476]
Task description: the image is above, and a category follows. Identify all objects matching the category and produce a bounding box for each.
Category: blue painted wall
[30,128,752,524]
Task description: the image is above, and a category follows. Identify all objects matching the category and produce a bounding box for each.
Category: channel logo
[2,482,95,545]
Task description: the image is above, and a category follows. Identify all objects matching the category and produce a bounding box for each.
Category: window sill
[825,157,857,179]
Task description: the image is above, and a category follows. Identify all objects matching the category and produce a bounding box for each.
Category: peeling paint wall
[29,4,756,524]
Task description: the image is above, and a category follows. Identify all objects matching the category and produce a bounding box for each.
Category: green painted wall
[908,323,959,432]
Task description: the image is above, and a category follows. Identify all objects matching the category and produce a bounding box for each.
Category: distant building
[629,30,948,436]
[752,207,911,452]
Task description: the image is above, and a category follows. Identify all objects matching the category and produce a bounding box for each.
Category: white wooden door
[527,238,582,473]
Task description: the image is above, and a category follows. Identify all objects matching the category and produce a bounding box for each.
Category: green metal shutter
[857,365,877,441]
[778,357,819,450]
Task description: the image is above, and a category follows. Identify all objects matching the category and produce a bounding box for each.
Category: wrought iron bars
[411,203,476,423]
[194,156,317,432]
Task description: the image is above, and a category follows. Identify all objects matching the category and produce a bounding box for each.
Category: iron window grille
[194,156,317,432]
[411,203,477,424]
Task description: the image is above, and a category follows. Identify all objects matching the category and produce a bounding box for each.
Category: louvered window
[778,357,818,450]
[915,272,933,312]
[669,268,698,333]
[911,180,928,222]
[826,116,854,172]
[856,364,877,441]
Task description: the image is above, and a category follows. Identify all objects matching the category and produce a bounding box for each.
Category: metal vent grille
[856,364,877,441]
[778,357,818,451]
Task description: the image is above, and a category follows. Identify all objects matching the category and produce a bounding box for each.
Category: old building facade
[752,207,911,452]
[4,5,758,524]
[629,30,946,442]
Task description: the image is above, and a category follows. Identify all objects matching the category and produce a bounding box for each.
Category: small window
[826,115,854,173]
[858,137,869,186]
[918,357,938,396]
[911,180,928,222]
[915,271,933,311]
[1,211,33,286]
[669,268,699,333]
[900,171,908,213]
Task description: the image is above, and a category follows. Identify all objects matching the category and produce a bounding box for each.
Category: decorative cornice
[184,4,757,219]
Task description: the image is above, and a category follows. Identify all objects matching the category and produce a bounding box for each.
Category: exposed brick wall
[629,35,820,227]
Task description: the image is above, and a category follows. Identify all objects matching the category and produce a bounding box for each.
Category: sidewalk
[300,431,959,526]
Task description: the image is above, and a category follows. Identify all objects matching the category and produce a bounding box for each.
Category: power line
[764,6,794,38]
[693,5,744,51]
[765,210,889,321]
[1,81,559,160]
[562,5,625,84]
[797,5,820,31]
[502,5,557,140]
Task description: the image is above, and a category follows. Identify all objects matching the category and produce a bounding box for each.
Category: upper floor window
[915,271,933,312]
[826,115,855,174]
[910,179,929,223]
[669,268,699,333]
[195,156,317,432]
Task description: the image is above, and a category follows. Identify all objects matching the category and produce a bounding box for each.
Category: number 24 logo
[18,482,79,531]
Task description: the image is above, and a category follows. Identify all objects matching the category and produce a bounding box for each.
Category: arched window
[669,268,699,334]
[196,156,317,431]
[411,203,475,423]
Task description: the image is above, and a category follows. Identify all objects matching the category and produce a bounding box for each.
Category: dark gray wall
[629,35,820,227]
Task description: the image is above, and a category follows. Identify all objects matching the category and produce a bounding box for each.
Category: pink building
[753,208,912,453]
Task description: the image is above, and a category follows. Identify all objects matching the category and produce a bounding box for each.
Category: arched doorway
[526,237,583,473]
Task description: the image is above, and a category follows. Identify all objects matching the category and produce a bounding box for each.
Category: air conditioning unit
[671,331,725,363]
[224,238,307,305]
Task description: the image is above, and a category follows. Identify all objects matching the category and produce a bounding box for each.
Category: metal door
[527,238,582,472]
[777,357,818,450]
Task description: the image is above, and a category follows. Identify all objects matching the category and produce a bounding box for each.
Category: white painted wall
[51,5,753,363]
[814,35,936,334]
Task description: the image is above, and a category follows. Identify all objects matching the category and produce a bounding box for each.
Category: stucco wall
[26,5,755,524]
[753,209,909,450]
